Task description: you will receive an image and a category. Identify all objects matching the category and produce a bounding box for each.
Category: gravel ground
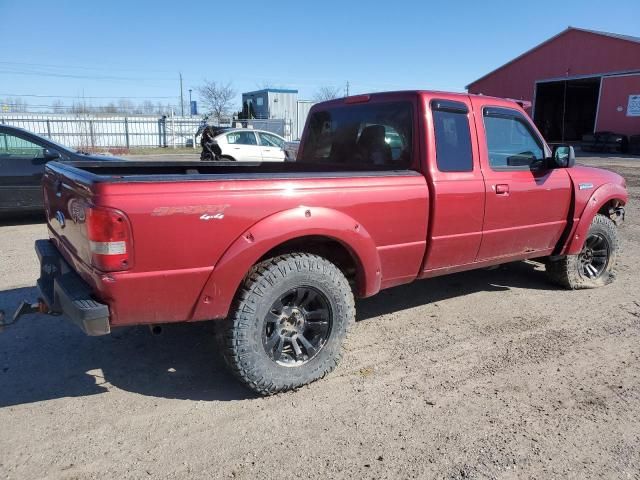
[0,156,639,479]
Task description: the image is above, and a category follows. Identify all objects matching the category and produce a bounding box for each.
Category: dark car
[0,125,123,215]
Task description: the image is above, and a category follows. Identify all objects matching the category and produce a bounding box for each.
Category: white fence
[0,114,293,150]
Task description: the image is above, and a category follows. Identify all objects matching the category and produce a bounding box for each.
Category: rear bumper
[36,239,111,336]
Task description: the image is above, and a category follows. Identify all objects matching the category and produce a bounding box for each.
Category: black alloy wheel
[579,233,610,279]
[262,287,332,366]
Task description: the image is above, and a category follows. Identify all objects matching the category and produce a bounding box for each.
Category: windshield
[38,133,76,154]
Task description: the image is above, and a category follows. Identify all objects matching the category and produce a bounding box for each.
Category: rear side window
[431,100,473,172]
[483,108,544,170]
[300,101,413,168]
[227,131,257,145]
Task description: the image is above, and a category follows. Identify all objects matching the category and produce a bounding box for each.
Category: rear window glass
[299,101,413,168]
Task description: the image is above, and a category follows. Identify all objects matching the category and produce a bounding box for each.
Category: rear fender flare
[564,183,627,255]
[191,206,381,320]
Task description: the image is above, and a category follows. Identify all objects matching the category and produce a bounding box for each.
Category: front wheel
[546,214,620,289]
[221,253,355,395]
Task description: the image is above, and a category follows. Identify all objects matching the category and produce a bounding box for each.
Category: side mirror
[552,145,575,168]
[43,148,61,160]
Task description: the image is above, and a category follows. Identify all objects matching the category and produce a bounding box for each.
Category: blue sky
[0,0,638,111]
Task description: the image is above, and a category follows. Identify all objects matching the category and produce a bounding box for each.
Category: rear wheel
[547,214,619,289]
[221,253,355,395]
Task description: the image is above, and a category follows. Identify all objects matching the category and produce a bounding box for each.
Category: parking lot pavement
[0,156,639,479]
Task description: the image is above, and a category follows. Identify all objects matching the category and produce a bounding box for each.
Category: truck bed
[42,160,429,326]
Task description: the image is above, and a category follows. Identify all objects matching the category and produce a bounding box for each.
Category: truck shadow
[356,260,553,322]
[0,261,554,407]
[0,287,252,406]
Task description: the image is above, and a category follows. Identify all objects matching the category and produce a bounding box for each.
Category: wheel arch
[191,206,382,321]
[564,183,627,255]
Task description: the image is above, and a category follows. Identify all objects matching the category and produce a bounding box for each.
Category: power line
[0,93,178,99]
[0,60,175,74]
[0,68,175,82]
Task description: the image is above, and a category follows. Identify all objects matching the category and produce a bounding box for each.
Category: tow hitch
[0,300,52,333]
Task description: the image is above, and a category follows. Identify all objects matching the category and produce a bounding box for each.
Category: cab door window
[483,108,544,170]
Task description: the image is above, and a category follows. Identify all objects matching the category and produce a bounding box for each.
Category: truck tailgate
[43,167,96,269]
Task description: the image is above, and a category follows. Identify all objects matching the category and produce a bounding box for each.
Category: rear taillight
[86,206,133,272]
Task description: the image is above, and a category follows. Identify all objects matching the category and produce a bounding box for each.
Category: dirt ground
[0,156,639,479]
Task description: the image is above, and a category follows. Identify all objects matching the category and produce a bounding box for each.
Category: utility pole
[189,89,192,117]
[346,81,350,97]
[179,72,184,117]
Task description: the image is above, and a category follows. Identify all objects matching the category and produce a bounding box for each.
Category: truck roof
[314,90,527,109]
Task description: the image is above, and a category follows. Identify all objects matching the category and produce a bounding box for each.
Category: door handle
[495,184,509,195]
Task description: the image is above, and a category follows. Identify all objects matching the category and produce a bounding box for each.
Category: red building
[467,27,640,142]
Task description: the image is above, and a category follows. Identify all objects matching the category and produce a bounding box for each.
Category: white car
[211,129,287,162]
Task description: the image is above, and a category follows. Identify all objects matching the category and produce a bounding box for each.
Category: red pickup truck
[4,91,627,395]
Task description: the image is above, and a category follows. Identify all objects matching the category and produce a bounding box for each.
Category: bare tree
[51,100,65,113]
[313,86,342,102]
[141,100,155,115]
[198,80,236,122]
[117,99,134,114]
[71,101,90,114]
[3,97,29,113]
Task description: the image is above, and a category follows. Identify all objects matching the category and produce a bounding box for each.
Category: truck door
[472,101,572,261]
[421,96,485,272]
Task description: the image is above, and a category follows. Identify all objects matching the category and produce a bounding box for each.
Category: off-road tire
[547,214,619,289]
[221,253,355,395]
